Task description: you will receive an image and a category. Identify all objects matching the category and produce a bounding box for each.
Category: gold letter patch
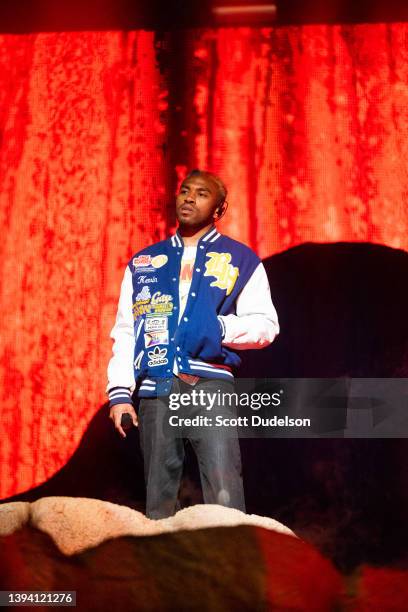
[204,252,239,295]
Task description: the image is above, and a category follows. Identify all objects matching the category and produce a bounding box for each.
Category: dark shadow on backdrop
[239,241,408,571]
[2,403,145,512]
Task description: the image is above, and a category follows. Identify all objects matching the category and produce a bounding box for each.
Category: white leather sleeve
[219,262,279,350]
[106,266,136,392]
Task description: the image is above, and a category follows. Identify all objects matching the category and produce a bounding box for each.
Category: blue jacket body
[129,226,260,396]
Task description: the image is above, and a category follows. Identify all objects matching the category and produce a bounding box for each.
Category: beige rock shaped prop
[157,503,296,537]
[30,497,295,555]
[0,502,30,536]
[30,497,157,555]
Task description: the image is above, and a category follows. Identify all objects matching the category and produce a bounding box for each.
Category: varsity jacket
[107,225,279,404]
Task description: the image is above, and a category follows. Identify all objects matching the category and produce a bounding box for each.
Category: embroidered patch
[133,255,151,268]
[150,291,173,310]
[133,291,173,318]
[151,254,168,268]
[135,286,151,301]
[145,316,168,332]
[134,350,144,370]
[147,346,168,367]
[133,255,156,273]
[144,330,169,348]
[204,252,239,296]
[136,275,158,285]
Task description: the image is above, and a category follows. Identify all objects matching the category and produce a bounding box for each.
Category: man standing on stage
[107,169,279,519]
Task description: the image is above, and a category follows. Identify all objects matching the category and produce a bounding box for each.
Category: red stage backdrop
[0,24,407,498]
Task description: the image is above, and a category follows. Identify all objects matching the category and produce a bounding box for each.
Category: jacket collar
[171,225,221,248]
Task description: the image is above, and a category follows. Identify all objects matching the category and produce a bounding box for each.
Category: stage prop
[1,497,408,611]
[0,497,294,553]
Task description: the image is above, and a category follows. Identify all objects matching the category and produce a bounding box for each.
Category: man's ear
[214,200,228,221]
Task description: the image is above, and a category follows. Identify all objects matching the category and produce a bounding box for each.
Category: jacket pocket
[183,305,222,361]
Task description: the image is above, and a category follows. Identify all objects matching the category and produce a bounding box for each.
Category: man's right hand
[109,403,138,438]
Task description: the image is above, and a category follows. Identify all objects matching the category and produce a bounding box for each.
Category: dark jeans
[138,377,246,519]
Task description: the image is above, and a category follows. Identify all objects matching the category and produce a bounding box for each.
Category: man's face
[176,175,220,229]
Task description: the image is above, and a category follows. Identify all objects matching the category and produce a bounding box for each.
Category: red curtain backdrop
[0,24,407,498]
